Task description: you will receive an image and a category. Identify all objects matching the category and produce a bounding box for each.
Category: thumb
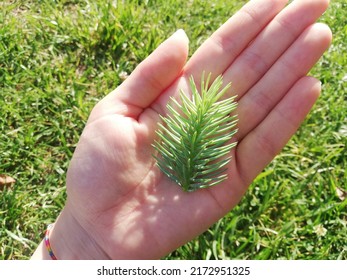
[93,29,189,120]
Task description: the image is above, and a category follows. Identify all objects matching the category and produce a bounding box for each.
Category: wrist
[32,205,110,260]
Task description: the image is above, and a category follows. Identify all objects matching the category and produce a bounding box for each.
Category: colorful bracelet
[44,224,58,260]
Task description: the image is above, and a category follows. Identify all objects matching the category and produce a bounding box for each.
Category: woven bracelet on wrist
[44,224,58,260]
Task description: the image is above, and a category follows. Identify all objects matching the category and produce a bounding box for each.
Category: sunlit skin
[32,0,332,259]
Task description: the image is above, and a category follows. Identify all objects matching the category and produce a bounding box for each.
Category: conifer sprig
[153,73,238,192]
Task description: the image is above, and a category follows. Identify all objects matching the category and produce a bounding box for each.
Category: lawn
[0,0,346,260]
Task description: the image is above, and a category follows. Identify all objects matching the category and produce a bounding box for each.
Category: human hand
[32,0,332,259]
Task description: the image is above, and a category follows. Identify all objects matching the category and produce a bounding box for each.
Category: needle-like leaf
[152,73,238,192]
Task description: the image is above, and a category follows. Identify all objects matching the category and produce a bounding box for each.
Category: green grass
[1,0,346,260]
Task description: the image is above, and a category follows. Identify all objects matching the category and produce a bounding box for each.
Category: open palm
[50,0,331,259]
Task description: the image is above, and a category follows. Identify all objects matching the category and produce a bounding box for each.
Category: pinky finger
[235,76,321,186]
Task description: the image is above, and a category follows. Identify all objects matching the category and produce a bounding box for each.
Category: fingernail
[172,29,189,42]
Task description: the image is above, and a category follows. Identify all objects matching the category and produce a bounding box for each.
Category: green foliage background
[0,0,346,259]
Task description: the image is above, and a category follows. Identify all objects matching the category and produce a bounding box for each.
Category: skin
[32,0,332,259]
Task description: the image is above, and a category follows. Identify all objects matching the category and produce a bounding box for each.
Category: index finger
[184,0,288,81]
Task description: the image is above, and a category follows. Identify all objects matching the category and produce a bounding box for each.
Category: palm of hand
[64,0,331,259]
[66,77,232,259]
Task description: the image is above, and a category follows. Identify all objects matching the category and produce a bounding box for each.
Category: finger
[236,23,332,140]
[183,0,288,81]
[223,0,330,96]
[92,29,189,120]
[235,76,321,186]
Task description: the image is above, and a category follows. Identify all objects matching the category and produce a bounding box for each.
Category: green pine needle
[153,73,238,192]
